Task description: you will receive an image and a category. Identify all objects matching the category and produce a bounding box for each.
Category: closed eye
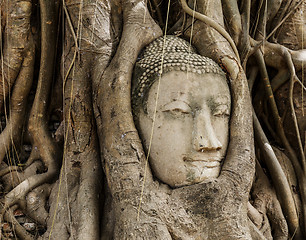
[161,101,191,115]
[213,104,230,117]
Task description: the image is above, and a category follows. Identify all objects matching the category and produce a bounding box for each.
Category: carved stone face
[137,71,231,187]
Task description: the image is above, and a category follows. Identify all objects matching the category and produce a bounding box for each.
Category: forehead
[155,71,230,102]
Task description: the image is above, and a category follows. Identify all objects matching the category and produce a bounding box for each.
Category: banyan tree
[0,0,305,239]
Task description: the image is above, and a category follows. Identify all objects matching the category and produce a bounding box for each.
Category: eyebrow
[209,95,231,108]
[164,99,192,109]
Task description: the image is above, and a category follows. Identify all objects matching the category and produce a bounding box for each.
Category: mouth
[183,156,221,162]
[183,155,222,168]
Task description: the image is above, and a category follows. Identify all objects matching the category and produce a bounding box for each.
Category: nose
[193,110,222,151]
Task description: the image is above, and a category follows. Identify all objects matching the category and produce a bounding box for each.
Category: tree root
[150,0,164,28]
[181,0,254,196]
[249,0,303,56]
[38,1,111,239]
[0,0,60,233]
[0,0,58,217]
[180,0,240,61]
[270,69,290,92]
[0,42,35,164]
[247,65,258,91]
[1,168,57,214]
[3,205,35,240]
[252,0,267,42]
[75,141,102,240]
[95,0,162,197]
[60,51,102,240]
[250,160,288,239]
[0,166,20,178]
[253,39,306,234]
[268,0,303,43]
[253,111,302,239]
[1,161,43,193]
[23,184,51,226]
[260,40,306,72]
[219,56,255,192]
[239,0,252,67]
[254,49,302,173]
[220,0,242,45]
[0,0,33,110]
[93,0,163,237]
[289,76,306,234]
[27,0,59,184]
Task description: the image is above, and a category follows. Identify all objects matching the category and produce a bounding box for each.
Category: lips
[183,154,222,168]
[183,155,222,162]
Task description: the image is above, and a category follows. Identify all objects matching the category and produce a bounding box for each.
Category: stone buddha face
[136,71,230,187]
[132,36,231,188]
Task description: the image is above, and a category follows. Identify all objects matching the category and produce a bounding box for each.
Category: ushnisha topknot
[132,35,226,113]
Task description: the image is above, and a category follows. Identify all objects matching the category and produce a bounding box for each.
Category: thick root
[0,42,35,164]
[0,0,33,110]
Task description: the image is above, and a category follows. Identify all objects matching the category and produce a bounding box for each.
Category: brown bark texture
[0,0,305,239]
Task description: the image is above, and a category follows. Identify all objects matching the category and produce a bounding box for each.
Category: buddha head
[132,36,231,188]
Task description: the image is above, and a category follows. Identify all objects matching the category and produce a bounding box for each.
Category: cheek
[151,114,193,155]
[147,114,194,187]
[138,114,153,149]
[212,117,229,146]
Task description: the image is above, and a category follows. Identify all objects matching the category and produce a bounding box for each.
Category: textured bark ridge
[0,0,305,239]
